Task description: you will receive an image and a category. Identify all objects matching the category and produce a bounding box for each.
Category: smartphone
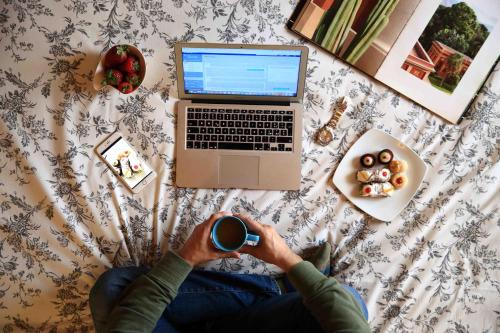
[95,132,156,193]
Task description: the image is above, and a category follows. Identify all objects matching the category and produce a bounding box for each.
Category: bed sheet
[0,1,499,332]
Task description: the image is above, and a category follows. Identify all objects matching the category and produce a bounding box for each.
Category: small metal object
[315,97,347,146]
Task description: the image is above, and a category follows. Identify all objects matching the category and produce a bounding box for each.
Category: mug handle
[246,232,260,244]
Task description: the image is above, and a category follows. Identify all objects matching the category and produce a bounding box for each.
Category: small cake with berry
[378,149,394,164]
[391,173,408,189]
[357,168,391,183]
[360,182,394,197]
[360,153,376,168]
[389,160,408,173]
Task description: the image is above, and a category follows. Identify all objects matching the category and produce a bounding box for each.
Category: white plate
[332,129,427,222]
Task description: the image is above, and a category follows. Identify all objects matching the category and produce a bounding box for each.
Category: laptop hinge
[191,99,291,106]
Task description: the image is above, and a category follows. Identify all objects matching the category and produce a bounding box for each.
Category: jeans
[89,266,368,333]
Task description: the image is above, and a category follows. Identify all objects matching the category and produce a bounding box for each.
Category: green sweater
[105,252,371,332]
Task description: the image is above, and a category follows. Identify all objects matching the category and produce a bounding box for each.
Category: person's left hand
[178,211,241,266]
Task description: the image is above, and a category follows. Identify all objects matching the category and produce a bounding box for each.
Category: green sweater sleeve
[105,252,192,333]
[287,261,371,333]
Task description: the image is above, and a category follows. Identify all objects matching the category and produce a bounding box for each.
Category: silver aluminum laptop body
[174,42,309,190]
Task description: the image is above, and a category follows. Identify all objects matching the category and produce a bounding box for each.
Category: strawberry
[120,56,140,74]
[118,81,134,94]
[104,45,128,67]
[102,69,123,87]
[126,73,141,87]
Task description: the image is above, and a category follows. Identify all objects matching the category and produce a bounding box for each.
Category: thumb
[239,245,257,257]
[221,251,241,260]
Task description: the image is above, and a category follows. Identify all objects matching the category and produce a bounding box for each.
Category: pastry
[360,182,394,197]
[389,159,408,173]
[360,154,376,168]
[356,168,391,183]
[378,149,394,164]
[391,173,408,189]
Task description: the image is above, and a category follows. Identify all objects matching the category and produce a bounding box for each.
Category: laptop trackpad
[219,155,259,187]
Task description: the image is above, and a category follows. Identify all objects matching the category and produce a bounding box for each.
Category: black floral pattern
[0,0,499,331]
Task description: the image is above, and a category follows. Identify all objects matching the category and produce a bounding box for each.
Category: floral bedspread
[1,0,499,332]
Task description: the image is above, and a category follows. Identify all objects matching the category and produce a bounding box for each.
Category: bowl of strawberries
[93,44,146,94]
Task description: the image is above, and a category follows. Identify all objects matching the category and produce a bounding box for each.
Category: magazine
[287,0,500,123]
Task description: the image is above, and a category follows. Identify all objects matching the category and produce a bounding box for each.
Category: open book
[287,0,500,123]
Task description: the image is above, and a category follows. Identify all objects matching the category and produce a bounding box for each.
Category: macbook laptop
[174,42,309,190]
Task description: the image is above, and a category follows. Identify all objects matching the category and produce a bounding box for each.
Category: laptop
[174,42,309,190]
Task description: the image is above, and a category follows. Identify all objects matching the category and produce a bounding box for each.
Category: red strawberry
[118,81,134,94]
[102,69,123,87]
[104,45,128,67]
[126,73,141,87]
[120,56,140,74]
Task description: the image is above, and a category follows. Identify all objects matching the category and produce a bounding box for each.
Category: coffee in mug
[211,216,260,252]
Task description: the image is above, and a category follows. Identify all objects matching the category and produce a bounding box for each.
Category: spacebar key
[218,142,253,150]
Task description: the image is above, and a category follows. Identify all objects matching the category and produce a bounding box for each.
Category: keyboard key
[218,109,225,113]
[239,115,245,120]
[233,136,240,142]
[266,129,272,135]
[186,141,193,148]
[244,129,250,135]
[273,129,280,136]
[225,135,232,142]
[222,128,228,134]
[264,122,271,128]
[221,121,227,127]
[196,134,202,140]
[210,114,216,119]
[209,142,217,149]
[198,120,205,127]
[255,115,260,121]
[246,115,253,120]
[249,110,255,114]
[187,127,199,133]
[259,129,265,135]
[257,122,263,128]
[203,108,209,112]
[228,121,234,127]
[211,135,217,141]
[283,116,293,122]
[261,115,267,121]
[250,122,256,128]
[256,110,263,114]
[279,110,285,114]
[232,114,238,120]
[281,130,288,136]
[285,147,292,151]
[188,108,194,112]
[263,110,270,114]
[214,121,220,127]
[262,136,269,143]
[201,142,208,149]
[206,120,212,126]
[202,113,209,119]
[218,142,253,150]
[224,114,231,120]
[215,128,221,134]
[269,115,275,121]
[187,113,195,119]
[255,136,261,143]
[194,141,201,149]
[271,110,277,114]
[211,109,217,112]
[276,115,282,121]
[270,137,276,143]
[241,110,247,114]
[279,123,285,129]
[208,128,214,134]
[286,111,293,115]
[254,143,263,150]
[251,129,258,135]
[203,134,210,141]
[218,135,224,141]
[226,109,233,113]
[187,134,196,140]
[277,137,292,143]
[264,144,270,150]
[243,122,249,127]
[187,120,197,126]
[271,147,277,151]
[235,121,242,127]
[200,128,207,133]
[237,129,243,134]
[195,113,201,119]
[278,144,285,151]
[217,114,223,120]
[240,136,247,142]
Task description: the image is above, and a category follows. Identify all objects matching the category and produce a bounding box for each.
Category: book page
[289,0,421,76]
[375,0,500,123]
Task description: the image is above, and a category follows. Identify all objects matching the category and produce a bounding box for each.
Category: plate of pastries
[332,129,427,221]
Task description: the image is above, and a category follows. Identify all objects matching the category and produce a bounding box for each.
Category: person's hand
[235,214,302,272]
[178,211,241,266]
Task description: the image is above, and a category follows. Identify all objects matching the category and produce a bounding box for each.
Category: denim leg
[165,270,281,327]
[89,266,181,333]
[204,291,325,333]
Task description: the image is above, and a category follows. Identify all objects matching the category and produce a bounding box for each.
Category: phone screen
[100,136,153,189]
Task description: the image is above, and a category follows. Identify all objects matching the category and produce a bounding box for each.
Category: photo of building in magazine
[288,0,500,123]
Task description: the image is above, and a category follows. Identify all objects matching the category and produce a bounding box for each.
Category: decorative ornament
[315,97,347,146]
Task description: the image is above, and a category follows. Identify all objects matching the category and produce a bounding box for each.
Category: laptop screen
[181,47,302,97]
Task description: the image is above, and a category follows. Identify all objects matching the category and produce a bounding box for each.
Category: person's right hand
[235,214,302,272]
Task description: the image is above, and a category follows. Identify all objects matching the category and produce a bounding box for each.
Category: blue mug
[211,216,260,252]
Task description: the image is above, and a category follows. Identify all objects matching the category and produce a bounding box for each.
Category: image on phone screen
[100,136,153,189]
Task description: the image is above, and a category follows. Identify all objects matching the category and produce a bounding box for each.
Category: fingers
[234,213,263,232]
[205,211,232,228]
[220,251,241,260]
[238,245,257,256]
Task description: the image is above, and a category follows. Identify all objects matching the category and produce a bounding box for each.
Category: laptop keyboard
[185,107,294,152]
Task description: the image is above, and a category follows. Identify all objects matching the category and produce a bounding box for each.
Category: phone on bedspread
[95,132,156,193]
